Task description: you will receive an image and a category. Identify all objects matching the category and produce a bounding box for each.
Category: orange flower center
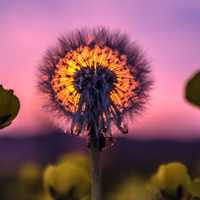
[51,45,139,114]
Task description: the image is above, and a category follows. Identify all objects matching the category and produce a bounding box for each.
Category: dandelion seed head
[37,27,153,142]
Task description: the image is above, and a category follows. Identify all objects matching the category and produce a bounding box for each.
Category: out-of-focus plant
[43,153,91,200]
[108,175,152,200]
[0,85,20,129]
[185,71,200,108]
[18,162,42,191]
[57,153,90,175]
[148,162,191,200]
[189,178,200,198]
[18,162,43,200]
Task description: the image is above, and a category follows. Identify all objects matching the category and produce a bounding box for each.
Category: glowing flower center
[51,45,139,114]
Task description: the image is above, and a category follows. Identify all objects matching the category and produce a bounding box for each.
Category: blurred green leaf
[0,85,20,129]
[185,71,200,107]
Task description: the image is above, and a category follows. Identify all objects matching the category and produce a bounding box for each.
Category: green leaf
[185,72,200,107]
[0,85,20,129]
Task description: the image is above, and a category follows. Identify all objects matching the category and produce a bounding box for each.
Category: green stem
[90,131,102,200]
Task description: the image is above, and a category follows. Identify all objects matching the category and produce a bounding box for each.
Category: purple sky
[0,0,200,140]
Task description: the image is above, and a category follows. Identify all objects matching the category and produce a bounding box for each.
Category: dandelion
[37,28,152,144]
[37,27,153,200]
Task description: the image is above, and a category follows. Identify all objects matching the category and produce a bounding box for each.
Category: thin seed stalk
[90,130,102,200]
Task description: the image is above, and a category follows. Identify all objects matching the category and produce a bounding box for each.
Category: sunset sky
[0,0,200,140]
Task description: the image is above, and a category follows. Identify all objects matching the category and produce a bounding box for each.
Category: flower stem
[90,131,102,200]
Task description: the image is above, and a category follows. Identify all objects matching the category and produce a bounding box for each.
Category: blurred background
[0,0,200,199]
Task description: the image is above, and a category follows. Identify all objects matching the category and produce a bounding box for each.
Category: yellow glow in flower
[0,85,20,130]
[52,45,138,114]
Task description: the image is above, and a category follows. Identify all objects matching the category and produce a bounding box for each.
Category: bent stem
[90,131,102,200]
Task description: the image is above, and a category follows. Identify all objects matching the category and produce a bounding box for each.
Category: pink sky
[0,0,200,140]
